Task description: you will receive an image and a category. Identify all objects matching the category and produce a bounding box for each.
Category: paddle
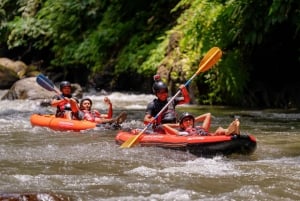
[36,74,64,99]
[120,47,223,148]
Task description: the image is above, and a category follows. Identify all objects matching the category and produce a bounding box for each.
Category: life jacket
[82,110,101,122]
[54,94,72,117]
[184,126,209,136]
[58,102,71,111]
[147,98,178,126]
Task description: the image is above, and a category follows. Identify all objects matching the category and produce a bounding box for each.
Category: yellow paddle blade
[197,47,222,74]
[120,132,143,148]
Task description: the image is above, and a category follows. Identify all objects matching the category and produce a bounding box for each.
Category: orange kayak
[30,114,97,131]
[115,129,257,157]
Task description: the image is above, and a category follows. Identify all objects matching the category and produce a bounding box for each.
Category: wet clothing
[80,109,101,122]
[52,94,72,118]
[52,94,82,120]
[179,126,209,136]
[145,97,183,128]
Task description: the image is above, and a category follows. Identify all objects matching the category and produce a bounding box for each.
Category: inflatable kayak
[115,129,257,157]
[31,111,127,131]
[30,114,97,131]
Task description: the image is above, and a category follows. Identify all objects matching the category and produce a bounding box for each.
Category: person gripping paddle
[120,47,223,148]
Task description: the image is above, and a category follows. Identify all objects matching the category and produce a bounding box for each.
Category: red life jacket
[82,110,101,122]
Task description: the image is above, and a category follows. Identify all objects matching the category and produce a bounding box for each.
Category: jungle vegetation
[1,0,300,108]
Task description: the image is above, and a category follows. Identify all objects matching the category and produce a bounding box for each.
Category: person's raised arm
[104,97,113,119]
[195,113,211,131]
[178,85,190,104]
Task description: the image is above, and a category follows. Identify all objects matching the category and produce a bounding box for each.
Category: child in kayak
[78,97,127,125]
[162,112,240,136]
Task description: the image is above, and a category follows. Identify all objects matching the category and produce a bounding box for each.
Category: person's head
[152,74,168,101]
[59,81,72,96]
[80,97,93,111]
[179,112,195,130]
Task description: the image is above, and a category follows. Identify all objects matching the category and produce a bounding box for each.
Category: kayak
[115,129,257,157]
[30,111,127,131]
[30,114,97,131]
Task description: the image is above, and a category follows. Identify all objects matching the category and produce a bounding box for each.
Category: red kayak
[116,129,257,157]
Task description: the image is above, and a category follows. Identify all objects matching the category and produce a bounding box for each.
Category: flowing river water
[0,91,299,201]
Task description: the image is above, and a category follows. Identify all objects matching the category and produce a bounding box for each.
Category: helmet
[59,81,71,90]
[179,112,195,125]
[80,97,93,108]
[152,74,168,94]
[152,81,168,94]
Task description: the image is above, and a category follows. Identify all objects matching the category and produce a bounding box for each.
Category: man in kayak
[162,112,240,136]
[50,81,80,119]
[143,74,190,130]
[79,97,127,124]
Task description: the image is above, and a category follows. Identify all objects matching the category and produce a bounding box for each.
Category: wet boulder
[0,58,28,89]
[0,63,19,89]
[1,77,84,103]
[1,77,53,100]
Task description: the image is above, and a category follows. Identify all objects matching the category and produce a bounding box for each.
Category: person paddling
[162,112,240,136]
[50,81,80,119]
[79,97,127,125]
[144,74,190,130]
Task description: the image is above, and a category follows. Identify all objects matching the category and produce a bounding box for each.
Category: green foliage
[106,0,182,76]
[116,35,162,75]
[0,0,43,45]
[175,0,223,71]
[1,0,300,107]
[203,50,249,105]
[6,16,52,48]
[37,0,105,67]
[139,37,169,75]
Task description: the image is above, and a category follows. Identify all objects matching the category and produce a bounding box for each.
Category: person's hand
[63,97,70,101]
[144,114,156,125]
[179,84,185,90]
[104,97,112,105]
[149,117,156,124]
[61,98,70,104]
[56,98,69,107]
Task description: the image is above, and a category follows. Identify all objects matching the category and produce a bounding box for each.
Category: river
[0,91,299,201]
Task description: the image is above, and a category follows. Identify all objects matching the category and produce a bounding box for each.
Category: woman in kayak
[144,74,190,130]
[79,97,127,124]
[162,112,240,136]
